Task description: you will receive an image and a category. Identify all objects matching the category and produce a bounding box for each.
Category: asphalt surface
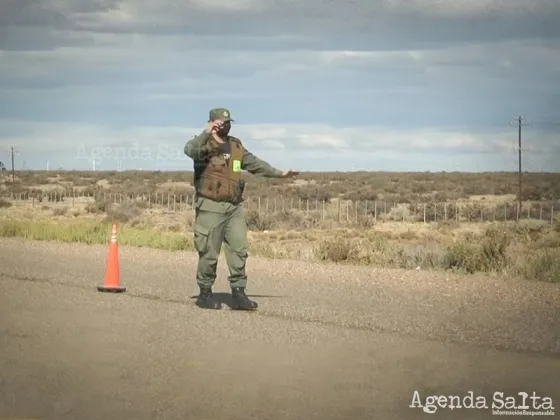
[0,237,559,420]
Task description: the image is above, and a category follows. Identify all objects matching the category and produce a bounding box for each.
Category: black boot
[231,287,258,310]
[196,288,222,309]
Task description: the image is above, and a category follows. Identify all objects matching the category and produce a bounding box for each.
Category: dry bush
[52,207,68,216]
[244,209,324,231]
[313,237,377,264]
[312,233,446,269]
[85,194,109,214]
[443,228,511,274]
[245,209,276,231]
[307,222,558,281]
[84,193,147,223]
[105,201,145,223]
[554,215,560,233]
[521,249,560,283]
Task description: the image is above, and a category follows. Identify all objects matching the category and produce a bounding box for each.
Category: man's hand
[280,169,299,178]
[206,120,223,135]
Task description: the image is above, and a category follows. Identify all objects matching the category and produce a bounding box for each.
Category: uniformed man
[184,108,298,310]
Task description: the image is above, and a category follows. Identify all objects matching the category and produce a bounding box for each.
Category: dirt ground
[0,238,559,420]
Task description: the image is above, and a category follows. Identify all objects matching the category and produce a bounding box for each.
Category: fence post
[423,203,426,224]
[337,199,341,222]
[552,205,554,227]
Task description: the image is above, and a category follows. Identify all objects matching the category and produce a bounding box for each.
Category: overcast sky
[0,0,559,172]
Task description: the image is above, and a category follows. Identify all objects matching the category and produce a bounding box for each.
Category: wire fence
[2,189,558,225]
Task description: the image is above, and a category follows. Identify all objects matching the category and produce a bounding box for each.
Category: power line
[510,116,530,213]
[526,120,560,126]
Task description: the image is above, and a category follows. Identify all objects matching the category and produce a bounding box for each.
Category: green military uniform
[184,108,284,310]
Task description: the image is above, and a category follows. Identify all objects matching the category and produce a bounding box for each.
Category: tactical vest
[194,136,246,204]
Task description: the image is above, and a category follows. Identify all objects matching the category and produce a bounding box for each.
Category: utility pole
[511,116,529,216]
[10,145,20,198]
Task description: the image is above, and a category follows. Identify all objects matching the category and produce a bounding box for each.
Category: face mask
[216,121,231,137]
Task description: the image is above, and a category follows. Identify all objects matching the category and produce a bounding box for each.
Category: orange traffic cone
[97,224,126,293]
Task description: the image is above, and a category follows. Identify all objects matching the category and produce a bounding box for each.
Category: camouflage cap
[209,108,234,122]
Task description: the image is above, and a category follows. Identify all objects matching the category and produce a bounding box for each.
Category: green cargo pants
[193,197,249,289]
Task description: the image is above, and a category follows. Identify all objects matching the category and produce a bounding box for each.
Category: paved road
[0,238,559,419]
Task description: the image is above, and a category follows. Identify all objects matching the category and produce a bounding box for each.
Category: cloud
[1,34,557,130]
[383,0,555,16]
[0,119,557,172]
[2,0,559,51]
[0,0,558,172]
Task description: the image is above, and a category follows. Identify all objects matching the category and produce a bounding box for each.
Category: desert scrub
[0,218,193,251]
[443,227,510,274]
[312,233,446,269]
[313,237,360,263]
[1,217,559,282]
[520,249,560,283]
[312,234,389,264]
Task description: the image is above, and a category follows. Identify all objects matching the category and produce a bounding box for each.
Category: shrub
[443,227,511,274]
[521,249,560,283]
[105,202,144,223]
[313,238,358,262]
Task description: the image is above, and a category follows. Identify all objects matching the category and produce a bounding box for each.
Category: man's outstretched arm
[242,149,298,178]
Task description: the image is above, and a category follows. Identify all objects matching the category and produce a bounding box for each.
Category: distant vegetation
[0,170,558,283]
[2,169,560,203]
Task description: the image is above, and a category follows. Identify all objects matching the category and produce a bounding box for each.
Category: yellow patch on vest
[233,159,241,172]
